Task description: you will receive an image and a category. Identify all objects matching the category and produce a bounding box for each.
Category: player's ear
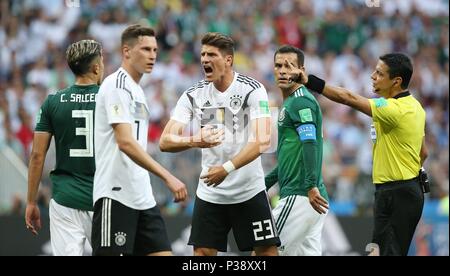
[93,63,100,75]
[393,77,402,88]
[122,45,130,59]
[226,55,233,66]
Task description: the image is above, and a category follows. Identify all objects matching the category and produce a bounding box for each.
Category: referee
[288,53,428,256]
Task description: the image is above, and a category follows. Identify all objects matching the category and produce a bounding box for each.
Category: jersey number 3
[70,110,94,157]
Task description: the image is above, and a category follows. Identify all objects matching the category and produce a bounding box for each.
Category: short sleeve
[171,92,193,124]
[104,88,133,125]
[289,98,319,127]
[369,97,401,128]
[35,95,54,133]
[247,86,271,120]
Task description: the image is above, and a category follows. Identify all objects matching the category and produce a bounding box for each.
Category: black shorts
[92,198,171,256]
[372,178,424,256]
[188,190,281,252]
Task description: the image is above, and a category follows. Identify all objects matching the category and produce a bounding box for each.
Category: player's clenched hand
[308,187,329,214]
[25,204,41,235]
[284,59,308,84]
[165,176,188,203]
[193,125,224,148]
[200,166,228,187]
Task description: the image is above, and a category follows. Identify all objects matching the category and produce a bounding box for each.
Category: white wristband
[222,161,236,174]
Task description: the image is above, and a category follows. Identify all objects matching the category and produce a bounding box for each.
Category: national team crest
[114,232,127,246]
[279,107,286,122]
[229,95,243,110]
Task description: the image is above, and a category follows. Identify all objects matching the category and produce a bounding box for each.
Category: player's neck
[121,63,143,84]
[213,71,234,92]
[75,74,98,86]
[387,88,408,99]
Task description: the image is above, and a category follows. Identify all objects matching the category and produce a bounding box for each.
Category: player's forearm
[231,139,270,170]
[265,165,279,190]
[159,134,194,152]
[27,152,45,204]
[323,85,358,107]
[303,141,319,191]
[420,138,428,166]
[118,138,173,181]
[322,85,372,116]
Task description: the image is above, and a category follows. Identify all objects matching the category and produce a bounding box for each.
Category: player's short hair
[274,45,305,67]
[273,45,305,67]
[66,39,102,76]
[121,24,155,47]
[379,53,413,89]
[201,32,235,57]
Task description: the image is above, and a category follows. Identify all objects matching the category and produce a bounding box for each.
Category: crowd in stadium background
[0,0,448,217]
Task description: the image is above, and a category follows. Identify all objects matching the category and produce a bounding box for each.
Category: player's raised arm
[293,64,372,117]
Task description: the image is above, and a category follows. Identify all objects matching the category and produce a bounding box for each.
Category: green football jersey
[266,86,328,200]
[35,84,99,211]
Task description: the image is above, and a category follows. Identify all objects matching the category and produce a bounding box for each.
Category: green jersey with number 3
[35,84,99,211]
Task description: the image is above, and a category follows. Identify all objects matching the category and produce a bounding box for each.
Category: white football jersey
[94,68,156,210]
[171,72,271,204]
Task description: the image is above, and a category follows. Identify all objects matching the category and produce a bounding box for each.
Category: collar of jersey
[213,71,237,95]
[393,91,410,99]
[288,85,304,98]
[119,67,139,87]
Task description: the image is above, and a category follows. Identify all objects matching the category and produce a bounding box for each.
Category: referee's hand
[308,188,329,214]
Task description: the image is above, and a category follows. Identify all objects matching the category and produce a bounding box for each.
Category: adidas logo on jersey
[203,100,212,107]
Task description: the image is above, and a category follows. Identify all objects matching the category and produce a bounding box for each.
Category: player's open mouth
[203,66,213,76]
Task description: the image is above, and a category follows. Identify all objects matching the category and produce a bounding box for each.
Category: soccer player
[297,53,427,256]
[265,45,329,256]
[25,39,104,256]
[160,32,280,256]
[91,25,187,256]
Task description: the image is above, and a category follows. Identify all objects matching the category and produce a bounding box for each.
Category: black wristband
[305,75,325,94]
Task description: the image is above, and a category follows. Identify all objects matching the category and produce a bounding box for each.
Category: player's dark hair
[379,53,413,89]
[274,45,305,67]
[66,39,102,76]
[201,32,235,57]
[121,24,156,47]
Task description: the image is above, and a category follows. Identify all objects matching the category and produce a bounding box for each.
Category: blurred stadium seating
[0,0,448,255]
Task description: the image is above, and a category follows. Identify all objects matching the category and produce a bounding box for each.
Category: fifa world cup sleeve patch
[299,108,313,123]
[259,101,270,115]
[296,124,317,141]
[110,103,123,116]
[374,97,388,108]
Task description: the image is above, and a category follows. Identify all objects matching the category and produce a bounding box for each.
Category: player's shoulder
[235,73,263,91]
[45,86,69,103]
[101,69,124,89]
[184,79,211,95]
[290,88,320,109]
